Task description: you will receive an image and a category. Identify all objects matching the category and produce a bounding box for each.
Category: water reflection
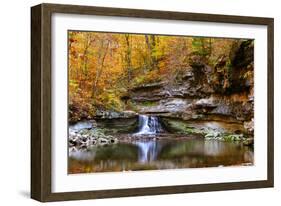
[69,137,254,173]
[133,140,159,163]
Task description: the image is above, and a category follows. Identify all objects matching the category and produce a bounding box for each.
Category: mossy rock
[223,134,244,141]
[205,133,246,142]
[160,118,204,135]
[242,138,254,146]
[96,117,138,134]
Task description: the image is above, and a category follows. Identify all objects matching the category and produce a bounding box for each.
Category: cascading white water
[135,115,162,135]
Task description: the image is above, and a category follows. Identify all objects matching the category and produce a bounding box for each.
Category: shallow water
[68,136,254,173]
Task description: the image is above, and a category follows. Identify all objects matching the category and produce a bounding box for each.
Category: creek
[68,115,253,173]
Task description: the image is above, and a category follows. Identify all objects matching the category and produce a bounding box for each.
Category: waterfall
[135,115,163,135]
[133,115,163,163]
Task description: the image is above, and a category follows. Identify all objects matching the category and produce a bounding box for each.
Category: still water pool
[68,136,253,173]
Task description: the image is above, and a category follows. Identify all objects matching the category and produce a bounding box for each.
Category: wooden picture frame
[31,3,274,202]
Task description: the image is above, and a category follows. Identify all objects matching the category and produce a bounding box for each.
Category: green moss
[161,118,204,135]
[205,133,246,142]
[161,118,248,143]
[139,101,158,107]
[223,134,244,142]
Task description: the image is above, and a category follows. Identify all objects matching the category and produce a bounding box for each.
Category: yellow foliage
[68,31,246,121]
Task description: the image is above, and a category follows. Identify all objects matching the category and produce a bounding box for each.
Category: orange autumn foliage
[68,31,243,122]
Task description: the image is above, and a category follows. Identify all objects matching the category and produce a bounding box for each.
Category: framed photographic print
[31,3,274,202]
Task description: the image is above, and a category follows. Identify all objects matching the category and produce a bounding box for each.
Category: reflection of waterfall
[135,115,163,135]
[134,141,158,163]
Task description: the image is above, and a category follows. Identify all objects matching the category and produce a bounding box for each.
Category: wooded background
[68,31,251,122]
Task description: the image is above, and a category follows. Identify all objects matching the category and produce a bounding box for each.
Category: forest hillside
[68,31,254,142]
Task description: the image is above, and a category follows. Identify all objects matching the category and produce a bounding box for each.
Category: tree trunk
[124,34,132,83]
[92,40,110,100]
[145,35,158,70]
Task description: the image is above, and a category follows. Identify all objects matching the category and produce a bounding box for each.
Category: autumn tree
[124,34,133,83]
[68,31,247,122]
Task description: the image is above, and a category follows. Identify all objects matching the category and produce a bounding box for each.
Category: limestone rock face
[125,41,254,135]
[95,110,138,119]
[138,98,190,115]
